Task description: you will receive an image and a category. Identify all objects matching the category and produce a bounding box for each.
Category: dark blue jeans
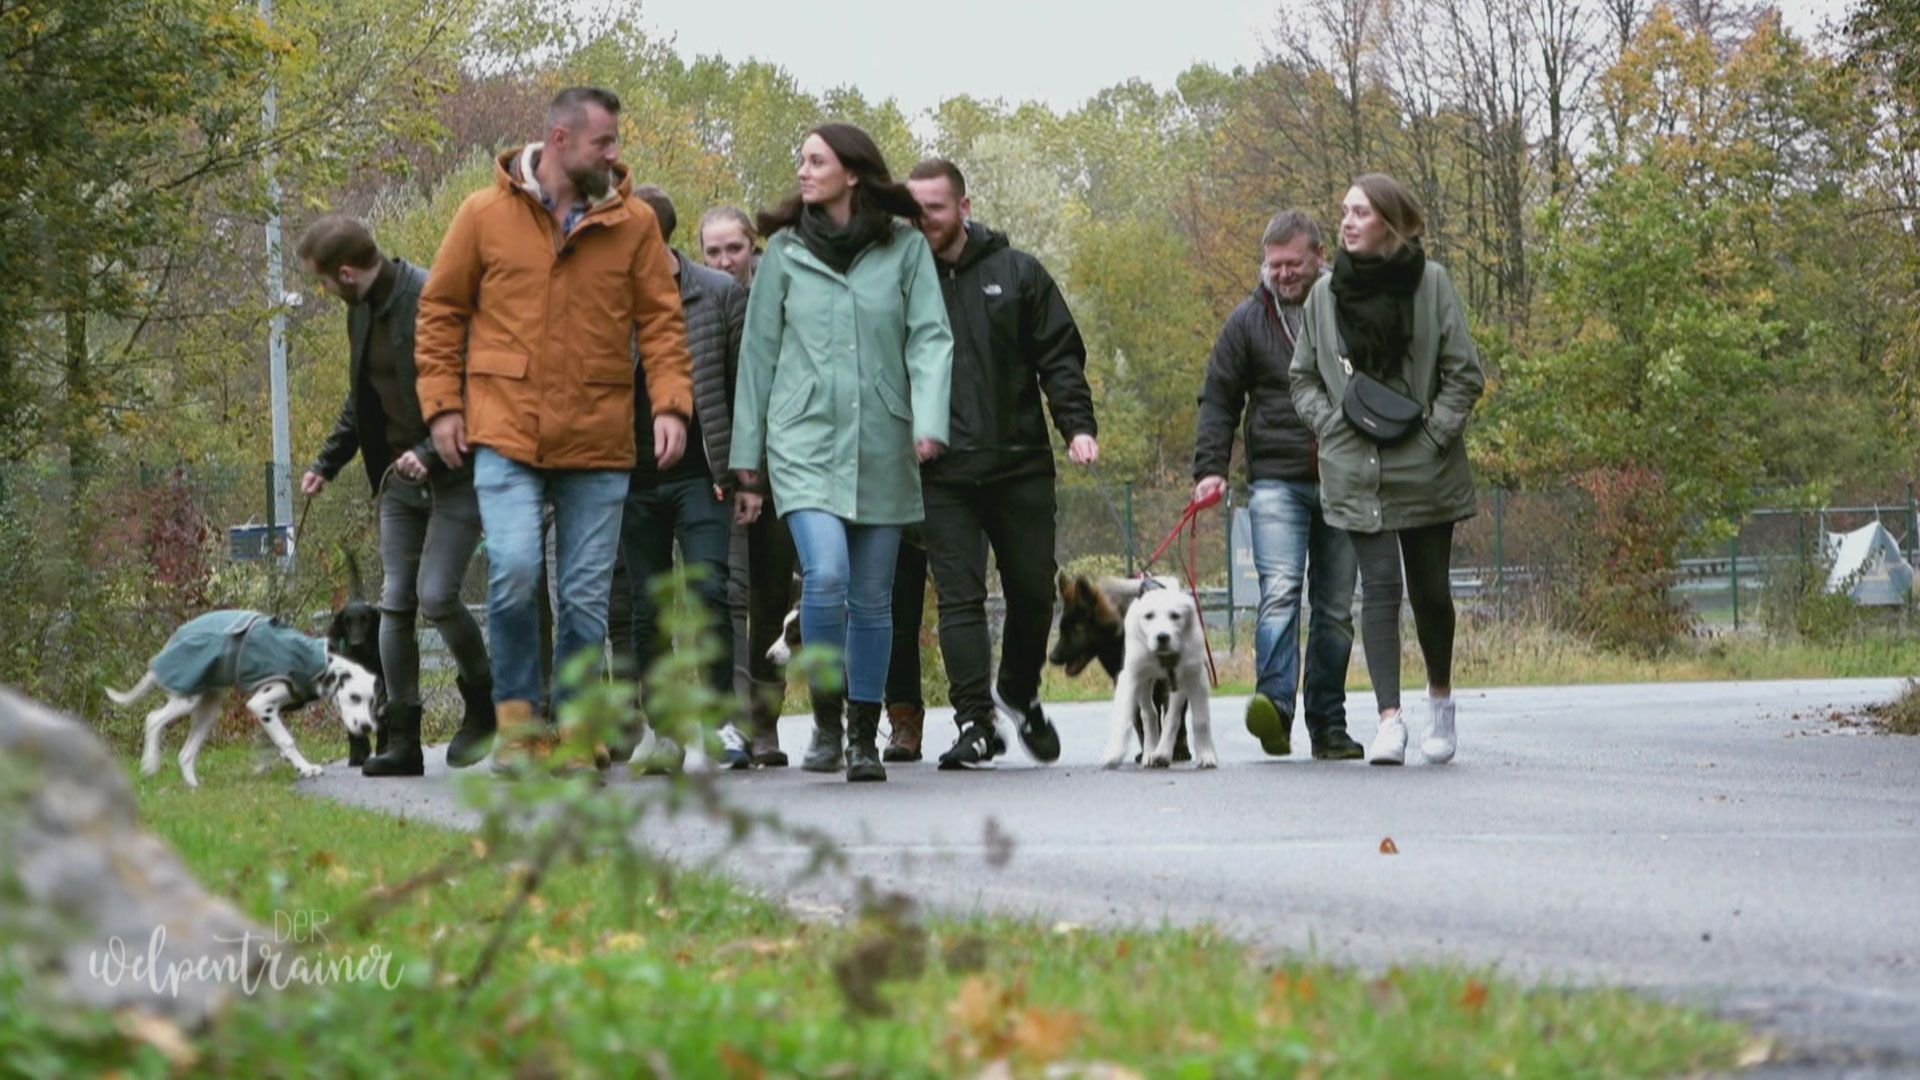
[1248,479,1357,731]
[621,476,735,696]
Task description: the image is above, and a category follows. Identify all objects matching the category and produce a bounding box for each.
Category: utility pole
[262,0,293,565]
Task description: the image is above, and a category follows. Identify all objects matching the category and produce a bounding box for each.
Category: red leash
[1138,490,1222,687]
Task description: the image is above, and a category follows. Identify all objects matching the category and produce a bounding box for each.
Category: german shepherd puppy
[1049,573,1190,762]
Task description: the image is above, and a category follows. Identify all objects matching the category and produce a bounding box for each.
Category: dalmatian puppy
[108,609,379,788]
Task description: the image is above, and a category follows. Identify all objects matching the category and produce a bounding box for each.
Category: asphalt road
[306,678,1920,1073]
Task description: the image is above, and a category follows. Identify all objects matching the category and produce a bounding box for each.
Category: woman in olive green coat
[1289,173,1485,768]
[730,123,953,784]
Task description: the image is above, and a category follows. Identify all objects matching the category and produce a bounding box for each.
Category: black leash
[1086,461,1139,572]
[265,492,315,619]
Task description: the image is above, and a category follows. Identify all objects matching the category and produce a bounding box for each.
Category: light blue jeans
[473,448,629,708]
[1248,479,1358,731]
[784,510,902,704]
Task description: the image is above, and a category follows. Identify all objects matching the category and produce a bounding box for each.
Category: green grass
[2,749,1755,1078]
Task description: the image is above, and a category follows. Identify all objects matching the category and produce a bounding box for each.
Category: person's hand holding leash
[1193,475,1227,506]
[395,450,429,482]
[916,438,946,463]
[300,470,327,496]
[430,412,469,470]
[1069,434,1100,466]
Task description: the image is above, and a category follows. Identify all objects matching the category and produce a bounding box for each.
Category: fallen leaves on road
[1379,837,1399,854]
[1459,980,1490,1012]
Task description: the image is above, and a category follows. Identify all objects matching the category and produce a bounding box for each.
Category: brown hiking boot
[883,703,925,763]
[490,700,555,775]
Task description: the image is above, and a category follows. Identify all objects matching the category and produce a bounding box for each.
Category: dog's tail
[106,672,158,707]
[344,549,369,604]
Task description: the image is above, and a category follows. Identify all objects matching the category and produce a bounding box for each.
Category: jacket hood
[949,220,1009,272]
[495,143,631,213]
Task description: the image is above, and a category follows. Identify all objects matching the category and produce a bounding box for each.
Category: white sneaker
[1369,713,1407,766]
[1422,696,1457,764]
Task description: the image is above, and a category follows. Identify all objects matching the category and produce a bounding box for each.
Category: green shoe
[1245,693,1291,757]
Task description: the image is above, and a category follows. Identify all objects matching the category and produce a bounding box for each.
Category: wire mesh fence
[4,460,1916,727]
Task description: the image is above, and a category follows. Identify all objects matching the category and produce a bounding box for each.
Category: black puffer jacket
[634,250,747,491]
[922,222,1095,485]
[1191,276,1319,484]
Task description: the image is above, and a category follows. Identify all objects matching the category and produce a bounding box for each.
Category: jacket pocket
[470,351,529,379]
[771,375,817,425]
[874,376,912,422]
[1418,419,1446,457]
[584,353,636,387]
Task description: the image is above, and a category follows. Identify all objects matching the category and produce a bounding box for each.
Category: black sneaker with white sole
[937,720,1006,770]
[993,686,1061,764]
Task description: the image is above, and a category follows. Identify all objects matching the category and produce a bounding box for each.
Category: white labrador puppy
[1099,581,1216,769]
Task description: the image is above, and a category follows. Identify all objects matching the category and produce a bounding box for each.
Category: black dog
[326,552,386,766]
[1050,573,1190,763]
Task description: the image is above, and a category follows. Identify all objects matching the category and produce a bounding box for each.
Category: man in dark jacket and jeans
[618,184,752,772]
[298,214,496,776]
[906,160,1099,770]
[1191,210,1363,760]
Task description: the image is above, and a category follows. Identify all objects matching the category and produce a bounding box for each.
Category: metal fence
[4,461,1915,685]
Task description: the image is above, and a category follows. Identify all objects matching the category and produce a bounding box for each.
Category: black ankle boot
[802,689,845,773]
[447,675,497,770]
[845,700,886,783]
[362,703,425,777]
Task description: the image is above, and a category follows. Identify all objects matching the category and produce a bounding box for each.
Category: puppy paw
[1146,752,1172,769]
[140,759,160,777]
[1195,752,1219,770]
[297,764,324,779]
[1100,753,1126,770]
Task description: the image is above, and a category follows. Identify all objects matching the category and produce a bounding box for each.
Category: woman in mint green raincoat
[730,123,953,784]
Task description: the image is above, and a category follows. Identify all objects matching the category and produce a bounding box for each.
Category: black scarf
[1330,240,1426,379]
[797,204,890,275]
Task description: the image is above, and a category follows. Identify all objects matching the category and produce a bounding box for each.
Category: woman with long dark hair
[730,123,953,783]
[1289,173,1485,766]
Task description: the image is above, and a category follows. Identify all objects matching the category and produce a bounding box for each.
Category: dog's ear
[1091,581,1120,626]
[1057,571,1071,602]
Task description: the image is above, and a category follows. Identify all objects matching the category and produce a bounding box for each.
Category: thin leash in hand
[1086,461,1140,572]
[266,492,316,620]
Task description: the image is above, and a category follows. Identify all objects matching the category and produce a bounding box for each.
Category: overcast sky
[629,0,1855,116]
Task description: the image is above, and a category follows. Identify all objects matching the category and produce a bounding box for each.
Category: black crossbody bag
[1333,325,1422,445]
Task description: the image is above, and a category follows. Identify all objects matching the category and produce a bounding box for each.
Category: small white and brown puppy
[1099,582,1217,770]
[108,609,380,788]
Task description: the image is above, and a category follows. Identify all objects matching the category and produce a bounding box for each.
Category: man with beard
[296,214,495,776]
[416,86,694,774]
[904,159,1098,770]
[1191,210,1363,762]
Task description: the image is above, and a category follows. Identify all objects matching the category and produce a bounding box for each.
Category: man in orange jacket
[416,86,694,772]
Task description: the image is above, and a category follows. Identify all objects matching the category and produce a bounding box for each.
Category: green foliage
[0,734,1749,1078]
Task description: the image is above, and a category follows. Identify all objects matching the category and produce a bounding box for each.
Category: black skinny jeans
[923,473,1058,727]
[1348,521,1456,714]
